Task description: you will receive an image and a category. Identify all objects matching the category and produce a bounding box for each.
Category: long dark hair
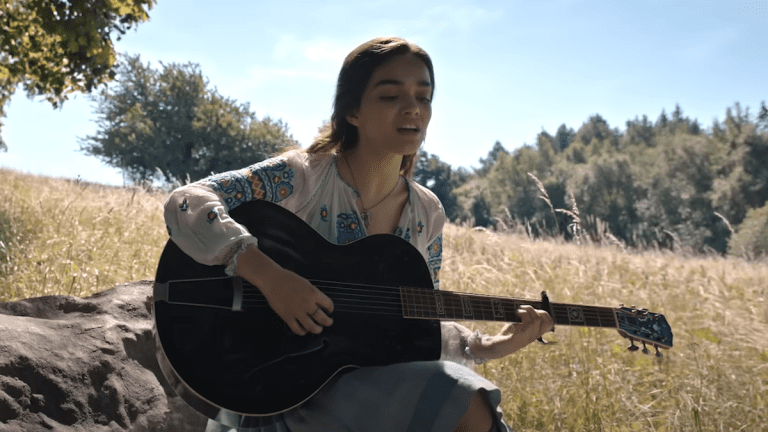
[306,36,435,178]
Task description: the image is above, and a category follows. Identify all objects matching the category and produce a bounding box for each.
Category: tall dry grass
[443,225,768,431]
[2,168,767,430]
[0,168,168,301]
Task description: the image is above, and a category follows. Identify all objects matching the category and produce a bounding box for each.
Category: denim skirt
[204,360,511,432]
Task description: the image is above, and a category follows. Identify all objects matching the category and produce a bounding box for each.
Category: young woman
[164,36,554,432]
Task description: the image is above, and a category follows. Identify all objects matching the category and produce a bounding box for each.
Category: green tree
[564,140,587,164]
[671,103,683,124]
[485,146,565,233]
[553,123,576,152]
[667,103,702,136]
[757,101,768,132]
[710,103,768,222]
[569,155,640,243]
[475,140,508,176]
[634,134,724,252]
[413,150,459,220]
[451,166,473,189]
[1,0,155,151]
[572,114,619,150]
[621,115,655,147]
[470,195,492,227]
[79,55,298,184]
[656,108,669,130]
[536,128,556,169]
[729,203,768,258]
[724,102,751,137]
[455,101,766,253]
[690,118,702,135]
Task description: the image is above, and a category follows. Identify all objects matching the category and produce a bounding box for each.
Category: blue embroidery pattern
[417,221,424,236]
[395,227,411,242]
[426,234,443,288]
[336,213,363,244]
[200,158,295,209]
[248,159,295,203]
[204,172,251,210]
[320,205,329,222]
[206,209,218,225]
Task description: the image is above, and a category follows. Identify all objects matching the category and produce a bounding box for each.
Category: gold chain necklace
[342,154,401,229]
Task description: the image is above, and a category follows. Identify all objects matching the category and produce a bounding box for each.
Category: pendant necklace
[342,154,401,229]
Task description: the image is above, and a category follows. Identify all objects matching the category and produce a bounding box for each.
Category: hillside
[1,167,767,430]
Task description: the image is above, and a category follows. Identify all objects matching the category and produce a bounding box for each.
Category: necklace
[342,154,401,229]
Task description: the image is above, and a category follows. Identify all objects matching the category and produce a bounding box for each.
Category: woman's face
[347,53,433,157]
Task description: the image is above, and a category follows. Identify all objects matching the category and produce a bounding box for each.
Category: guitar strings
[237,297,615,327]
[168,277,617,325]
[239,280,615,326]
[242,284,514,319]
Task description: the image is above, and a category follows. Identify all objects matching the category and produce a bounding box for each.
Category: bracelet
[462,330,490,365]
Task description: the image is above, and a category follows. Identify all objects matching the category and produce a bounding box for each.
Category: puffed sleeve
[163,150,307,275]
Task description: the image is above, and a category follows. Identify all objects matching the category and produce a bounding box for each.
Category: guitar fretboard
[399,287,618,329]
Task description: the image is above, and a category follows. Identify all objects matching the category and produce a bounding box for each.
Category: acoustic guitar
[152,199,673,428]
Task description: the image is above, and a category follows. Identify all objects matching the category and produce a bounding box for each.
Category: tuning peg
[642,341,650,355]
[654,345,663,358]
[627,338,639,352]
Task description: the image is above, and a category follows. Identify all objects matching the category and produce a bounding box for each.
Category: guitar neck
[400,287,618,329]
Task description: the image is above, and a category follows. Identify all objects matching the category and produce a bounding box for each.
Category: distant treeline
[413,102,768,258]
[77,56,766,258]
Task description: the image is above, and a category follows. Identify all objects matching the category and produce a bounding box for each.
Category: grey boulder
[0,281,209,431]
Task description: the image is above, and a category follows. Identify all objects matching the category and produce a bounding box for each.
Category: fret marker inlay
[492,299,504,319]
[461,296,473,317]
[434,292,445,316]
[568,307,585,324]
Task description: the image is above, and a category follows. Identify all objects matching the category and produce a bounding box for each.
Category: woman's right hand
[258,267,335,336]
[235,243,334,336]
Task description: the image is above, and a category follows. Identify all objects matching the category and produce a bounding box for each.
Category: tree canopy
[474,101,768,254]
[474,140,508,176]
[413,150,462,220]
[79,55,299,184]
[0,0,155,151]
[426,100,768,256]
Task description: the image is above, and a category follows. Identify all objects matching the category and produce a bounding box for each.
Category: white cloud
[420,3,500,32]
[302,39,350,63]
[273,35,349,63]
[243,63,336,89]
[230,36,351,90]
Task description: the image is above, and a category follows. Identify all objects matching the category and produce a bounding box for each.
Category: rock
[0,281,209,431]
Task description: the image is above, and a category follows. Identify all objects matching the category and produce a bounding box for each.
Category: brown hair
[306,36,435,178]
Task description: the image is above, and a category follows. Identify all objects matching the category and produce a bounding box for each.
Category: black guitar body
[153,200,441,426]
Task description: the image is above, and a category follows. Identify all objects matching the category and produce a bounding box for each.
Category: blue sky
[1,0,766,186]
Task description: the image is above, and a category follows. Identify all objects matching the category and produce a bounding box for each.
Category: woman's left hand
[468,305,555,360]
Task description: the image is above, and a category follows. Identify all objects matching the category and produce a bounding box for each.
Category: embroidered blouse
[163,149,444,289]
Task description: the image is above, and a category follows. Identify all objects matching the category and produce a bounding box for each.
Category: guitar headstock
[614,306,673,357]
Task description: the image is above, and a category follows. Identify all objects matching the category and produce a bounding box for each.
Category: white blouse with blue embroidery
[164,149,444,288]
[163,149,479,367]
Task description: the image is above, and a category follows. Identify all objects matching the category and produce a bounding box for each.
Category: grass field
[2,167,767,431]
